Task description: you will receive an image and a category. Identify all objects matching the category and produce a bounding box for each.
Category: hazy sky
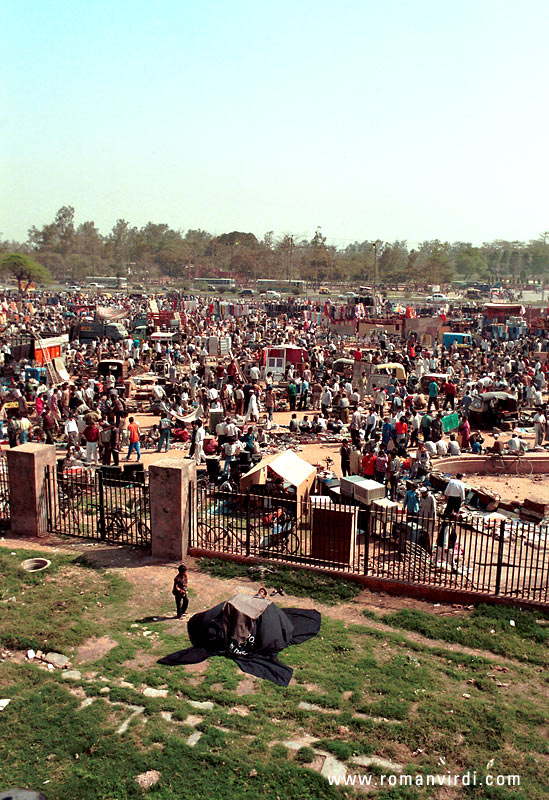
[2,0,548,247]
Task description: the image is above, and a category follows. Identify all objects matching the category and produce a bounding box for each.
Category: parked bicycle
[486,451,533,477]
[104,496,151,545]
[255,507,300,555]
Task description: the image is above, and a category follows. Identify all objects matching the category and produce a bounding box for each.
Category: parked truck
[70,320,129,341]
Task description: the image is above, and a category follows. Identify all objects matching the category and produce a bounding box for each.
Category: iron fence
[191,485,549,604]
[45,465,151,548]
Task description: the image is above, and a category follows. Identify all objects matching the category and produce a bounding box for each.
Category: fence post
[494,518,506,596]
[97,470,106,540]
[363,505,371,575]
[149,455,196,560]
[6,444,57,537]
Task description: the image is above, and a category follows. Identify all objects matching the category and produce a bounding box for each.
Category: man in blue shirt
[427,380,439,411]
[381,419,393,446]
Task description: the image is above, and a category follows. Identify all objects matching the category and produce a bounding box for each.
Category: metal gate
[45,465,151,548]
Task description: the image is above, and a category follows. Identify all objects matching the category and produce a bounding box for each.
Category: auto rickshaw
[373,362,407,381]
[98,359,129,395]
[468,392,519,430]
[98,359,128,383]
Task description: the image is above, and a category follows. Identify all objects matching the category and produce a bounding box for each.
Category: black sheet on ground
[158,597,321,686]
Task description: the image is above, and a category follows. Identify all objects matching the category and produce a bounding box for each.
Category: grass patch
[379,604,549,665]
[198,557,361,605]
[0,547,130,652]
[1,546,548,799]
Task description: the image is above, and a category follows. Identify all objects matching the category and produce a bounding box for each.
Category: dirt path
[2,535,530,668]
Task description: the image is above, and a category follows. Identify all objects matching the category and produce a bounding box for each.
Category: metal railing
[45,465,151,548]
[191,485,549,604]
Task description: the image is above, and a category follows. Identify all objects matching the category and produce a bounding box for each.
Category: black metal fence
[191,485,549,604]
[0,458,10,527]
[45,465,151,548]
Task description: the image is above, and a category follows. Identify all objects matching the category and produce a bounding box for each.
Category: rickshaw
[98,359,128,388]
[468,392,519,429]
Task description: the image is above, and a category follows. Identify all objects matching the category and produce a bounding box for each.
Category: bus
[194,277,236,291]
[86,276,128,290]
[257,279,306,294]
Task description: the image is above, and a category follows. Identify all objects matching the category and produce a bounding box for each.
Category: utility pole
[371,240,380,294]
[288,237,294,283]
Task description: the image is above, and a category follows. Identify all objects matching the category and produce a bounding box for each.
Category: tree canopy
[1,206,548,287]
[0,253,51,293]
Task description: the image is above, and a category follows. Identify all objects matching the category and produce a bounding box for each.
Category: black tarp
[158,593,321,686]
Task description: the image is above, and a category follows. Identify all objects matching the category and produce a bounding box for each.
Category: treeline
[2,206,548,286]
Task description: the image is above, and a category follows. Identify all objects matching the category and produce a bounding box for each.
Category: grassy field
[0,545,547,799]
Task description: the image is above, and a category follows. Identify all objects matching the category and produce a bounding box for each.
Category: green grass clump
[296,746,316,763]
[379,604,549,664]
[0,547,130,652]
[198,558,361,605]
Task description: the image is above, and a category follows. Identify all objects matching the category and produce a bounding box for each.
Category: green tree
[454,246,488,278]
[0,253,50,293]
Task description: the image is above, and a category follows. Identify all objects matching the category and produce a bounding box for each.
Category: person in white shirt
[533,409,546,448]
[321,387,332,418]
[506,434,526,454]
[448,435,461,456]
[436,438,448,457]
[437,473,466,566]
[194,420,205,464]
[249,365,260,381]
[65,414,79,447]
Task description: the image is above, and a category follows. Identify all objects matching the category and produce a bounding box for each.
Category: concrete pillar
[149,455,196,561]
[6,443,57,537]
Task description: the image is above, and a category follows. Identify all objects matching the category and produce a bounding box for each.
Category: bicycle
[104,496,151,545]
[196,514,258,550]
[486,451,533,477]
[55,479,88,536]
[254,507,300,556]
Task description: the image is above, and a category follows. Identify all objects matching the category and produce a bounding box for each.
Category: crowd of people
[0,288,547,482]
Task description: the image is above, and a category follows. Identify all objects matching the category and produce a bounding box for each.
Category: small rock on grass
[45,652,71,669]
[143,687,168,698]
[188,699,214,710]
[321,756,347,780]
[135,769,161,790]
[62,670,82,681]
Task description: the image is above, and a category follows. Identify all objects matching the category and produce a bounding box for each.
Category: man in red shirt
[394,417,408,446]
[361,451,376,478]
[442,380,457,411]
[83,420,100,465]
[126,417,141,462]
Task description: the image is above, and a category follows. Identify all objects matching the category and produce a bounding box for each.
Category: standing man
[533,406,546,448]
[83,418,100,465]
[157,411,173,453]
[340,438,351,478]
[194,419,205,465]
[443,472,466,515]
[438,472,465,562]
[126,417,141,462]
[321,385,332,418]
[427,379,439,412]
[287,379,297,412]
[418,485,437,551]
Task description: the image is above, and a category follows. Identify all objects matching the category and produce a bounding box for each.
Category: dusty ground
[464,473,546,504]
